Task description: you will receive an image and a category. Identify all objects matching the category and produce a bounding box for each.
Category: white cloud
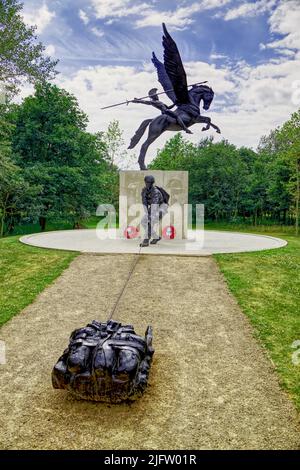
[44,44,56,56]
[22,3,55,34]
[91,26,105,37]
[184,61,235,94]
[135,0,232,29]
[223,0,277,21]
[135,3,201,30]
[236,62,296,108]
[90,0,231,30]
[91,0,152,19]
[201,0,232,7]
[265,0,300,51]
[275,48,296,57]
[105,18,116,25]
[210,53,228,60]
[79,9,89,25]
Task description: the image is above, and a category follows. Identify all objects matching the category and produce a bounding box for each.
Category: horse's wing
[162,23,190,104]
[151,52,176,104]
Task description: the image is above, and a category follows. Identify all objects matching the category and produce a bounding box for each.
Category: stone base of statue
[119,170,189,240]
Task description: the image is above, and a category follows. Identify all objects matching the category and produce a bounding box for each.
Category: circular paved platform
[20,229,287,256]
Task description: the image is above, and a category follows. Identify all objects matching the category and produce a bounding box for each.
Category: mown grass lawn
[0,236,77,327]
[212,225,300,411]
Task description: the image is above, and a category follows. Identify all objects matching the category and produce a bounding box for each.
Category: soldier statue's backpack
[52,319,154,403]
[156,186,170,205]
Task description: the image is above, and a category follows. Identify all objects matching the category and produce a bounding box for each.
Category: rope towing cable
[107,244,142,321]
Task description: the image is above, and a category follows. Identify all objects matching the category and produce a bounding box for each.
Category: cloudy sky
[21,0,300,167]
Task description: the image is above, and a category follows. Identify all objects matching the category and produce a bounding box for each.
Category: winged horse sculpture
[128,23,221,170]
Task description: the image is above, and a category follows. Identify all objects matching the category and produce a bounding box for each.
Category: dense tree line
[0,0,119,236]
[0,84,119,235]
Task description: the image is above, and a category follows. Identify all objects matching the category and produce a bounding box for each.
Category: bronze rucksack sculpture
[52,319,154,403]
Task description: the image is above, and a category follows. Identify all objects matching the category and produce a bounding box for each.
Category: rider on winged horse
[128,23,220,169]
[132,87,193,134]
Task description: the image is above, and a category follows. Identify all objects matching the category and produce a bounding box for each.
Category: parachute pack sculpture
[128,23,221,169]
[52,320,154,403]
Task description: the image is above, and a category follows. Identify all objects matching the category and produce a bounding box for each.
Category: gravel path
[0,254,299,449]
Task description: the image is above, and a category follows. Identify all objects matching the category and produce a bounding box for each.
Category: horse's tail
[127,118,152,149]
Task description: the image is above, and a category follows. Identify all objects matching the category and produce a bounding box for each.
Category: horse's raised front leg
[210,122,221,134]
[196,116,221,134]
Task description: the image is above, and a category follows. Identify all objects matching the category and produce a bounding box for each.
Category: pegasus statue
[128,23,221,169]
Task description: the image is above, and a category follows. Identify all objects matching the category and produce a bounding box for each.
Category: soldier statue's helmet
[144,175,155,185]
[148,88,159,101]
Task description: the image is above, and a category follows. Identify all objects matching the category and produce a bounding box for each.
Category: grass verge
[0,236,77,327]
[213,225,300,410]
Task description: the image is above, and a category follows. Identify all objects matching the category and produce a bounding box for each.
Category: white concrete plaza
[20,229,287,256]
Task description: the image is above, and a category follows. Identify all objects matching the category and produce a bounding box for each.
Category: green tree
[0,102,35,235]
[243,156,268,225]
[0,152,39,236]
[12,83,113,229]
[149,133,196,170]
[0,0,58,97]
[101,120,129,212]
[259,116,300,232]
[151,135,248,222]
[277,111,300,235]
[267,156,292,224]
[103,119,127,169]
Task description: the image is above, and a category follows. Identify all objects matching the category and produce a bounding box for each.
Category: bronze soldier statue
[140,175,169,247]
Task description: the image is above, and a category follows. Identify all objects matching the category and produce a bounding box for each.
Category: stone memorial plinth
[119,170,188,240]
